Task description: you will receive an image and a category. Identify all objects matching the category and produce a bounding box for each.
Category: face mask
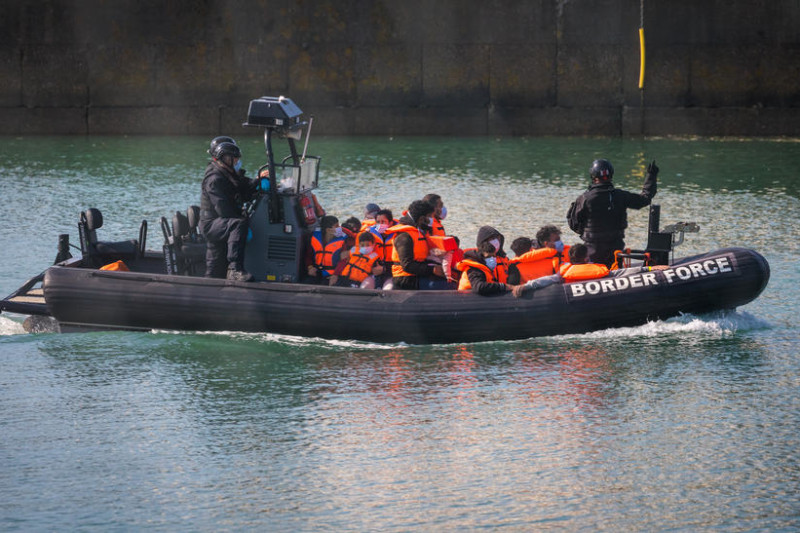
[376,223,388,234]
[234,159,242,172]
[440,206,447,220]
[489,238,501,252]
[428,217,435,227]
[484,256,497,270]
[359,245,373,255]
[333,227,344,238]
[554,240,564,253]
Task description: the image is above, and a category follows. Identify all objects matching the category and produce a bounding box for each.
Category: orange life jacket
[510,246,569,282]
[426,234,458,252]
[559,262,609,282]
[360,219,377,232]
[387,224,429,278]
[430,217,446,237]
[457,259,495,291]
[99,260,129,271]
[310,231,346,277]
[341,247,380,283]
[462,248,509,283]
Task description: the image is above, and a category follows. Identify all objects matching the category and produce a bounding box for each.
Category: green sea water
[1,135,798,530]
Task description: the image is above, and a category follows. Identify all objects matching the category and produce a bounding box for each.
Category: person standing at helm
[567,158,659,268]
[199,139,263,281]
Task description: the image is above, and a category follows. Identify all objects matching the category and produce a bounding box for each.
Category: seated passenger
[507,225,570,284]
[307,215,348,283]
[467,226,510,284]
[457,242,516,296]
[386,200,451,290]
[332,232,384,289]
[512,243,667,297]
[365,209,399,289]
[360,203,381,231]
[422,193,448,237]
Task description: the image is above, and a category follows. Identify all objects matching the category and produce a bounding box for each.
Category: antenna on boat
[301,115,314,163]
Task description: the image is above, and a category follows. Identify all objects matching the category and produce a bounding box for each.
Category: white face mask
[489,238,501,252]
[359,245,373,255]
[376,223,388,234]
[440,206,448,220]
[333,227,344,238]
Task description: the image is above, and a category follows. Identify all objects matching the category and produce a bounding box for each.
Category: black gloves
[646,160,659,177]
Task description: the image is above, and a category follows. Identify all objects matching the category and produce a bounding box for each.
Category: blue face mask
[484,256,497,270]
[440,206,448,220]
[359,246,373,255]
[234,159,242,172]
[333,227,345,238]
[554,240,564,253]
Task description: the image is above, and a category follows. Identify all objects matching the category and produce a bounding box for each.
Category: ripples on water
[1,136,799,530]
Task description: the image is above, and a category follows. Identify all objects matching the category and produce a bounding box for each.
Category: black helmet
[211,141,241,160]
[208,136,236,155]
[590,159,614,181]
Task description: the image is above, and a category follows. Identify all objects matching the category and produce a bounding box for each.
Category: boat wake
[0,315,25,336]
[152,329,400,350]
[564,310,771,341]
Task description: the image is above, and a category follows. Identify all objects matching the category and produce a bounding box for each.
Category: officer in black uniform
[567,158,659,267]
[199,140,262,281]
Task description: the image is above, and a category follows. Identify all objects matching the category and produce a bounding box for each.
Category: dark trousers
[200,217,248,278]
[586,238,625,268]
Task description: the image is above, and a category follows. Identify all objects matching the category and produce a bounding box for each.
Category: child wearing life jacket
[332,232,385,289]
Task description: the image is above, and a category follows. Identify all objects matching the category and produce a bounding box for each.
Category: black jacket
[462,250,508,296]
[200,160,259,221]
[567,172,657,242]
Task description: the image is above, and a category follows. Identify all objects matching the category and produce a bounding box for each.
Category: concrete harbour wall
[1,0,798,136]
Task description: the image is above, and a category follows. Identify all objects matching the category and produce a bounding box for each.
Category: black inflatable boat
[0,96,771,344]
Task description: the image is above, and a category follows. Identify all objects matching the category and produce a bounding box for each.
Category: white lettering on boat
[566,255,738,300]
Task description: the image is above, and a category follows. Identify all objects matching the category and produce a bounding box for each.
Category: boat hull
[41,247,770,344]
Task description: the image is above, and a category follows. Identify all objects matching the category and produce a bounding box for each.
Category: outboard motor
[242,96,320,282]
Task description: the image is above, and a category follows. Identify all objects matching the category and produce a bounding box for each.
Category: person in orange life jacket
[331,232,385,289]
[507,225,570,284]
[360,203,381,231]
[367,209,398,289]
[388,200,450,291]
[307,215,349,283]
[199,139,267,282]
[567,158,658,267]
[422,193,447,236]
[471,225,510,283]
[512,243,667,297]
[422,193,461,282]
[331,216,364,279]
[458,242,518,295]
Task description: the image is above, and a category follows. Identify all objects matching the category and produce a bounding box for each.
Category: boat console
[242,96,320,283]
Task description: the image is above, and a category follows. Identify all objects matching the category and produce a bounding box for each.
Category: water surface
[1,136,798,530]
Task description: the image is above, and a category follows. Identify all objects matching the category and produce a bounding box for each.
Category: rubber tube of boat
[638,27,646,89]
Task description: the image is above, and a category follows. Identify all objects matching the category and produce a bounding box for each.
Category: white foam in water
[561,310,770,341]
[0,315,26,336]
[152,329,401,350]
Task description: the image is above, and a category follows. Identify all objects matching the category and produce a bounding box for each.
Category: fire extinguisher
[300,193,317,226]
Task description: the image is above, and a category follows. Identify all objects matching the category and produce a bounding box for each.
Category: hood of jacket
[476,225,505,251]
